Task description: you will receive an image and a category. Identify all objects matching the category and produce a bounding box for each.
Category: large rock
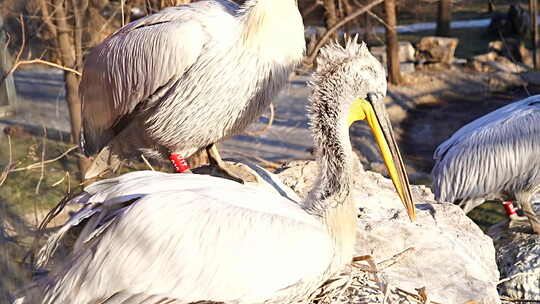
[416,36,459,64]
[276,160,500,304]
[488,220,540,300]
[370,41,416,64]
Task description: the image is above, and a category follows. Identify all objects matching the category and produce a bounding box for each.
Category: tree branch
[304,0,385,66]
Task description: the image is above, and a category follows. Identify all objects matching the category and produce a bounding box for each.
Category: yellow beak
[348,98,416,221]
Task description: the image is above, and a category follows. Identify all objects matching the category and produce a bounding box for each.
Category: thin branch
[0,135,13,186]
[499,297,540,303]
[35,126,47,194]
[220,149,282,170]
[3,59,81,83]
[10,145,78,172]
[121,0,125,26]
[141,154,155,171]
[303,0,323,17]
[245,103,275,136]
[366,9,389,30]
[305,0,385,66]
[38,0,58,37]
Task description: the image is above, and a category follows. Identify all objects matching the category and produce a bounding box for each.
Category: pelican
[21,40,415,304]
[432,95,540,234]
[80,0,305,180]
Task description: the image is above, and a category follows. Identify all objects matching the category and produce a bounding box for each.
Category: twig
[0,134,14,186]
[35,126,47,194]
[3,59,81,83]
[395,288,443,304]
[121,0,125,26]
[245,103,275,136]
[499,270,540,285]
[377,247,415,270]
[51,171,68,187]
[500,297,540,303]
[220,149,282,169]
[10,145,78,172]
[140,154,155,171]
[304,0,385,66]
[366,9,389,30]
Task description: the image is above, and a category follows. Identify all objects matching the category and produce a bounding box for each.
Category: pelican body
[432,95,540,233]
[81,0,305,178]
[22,40,415,304]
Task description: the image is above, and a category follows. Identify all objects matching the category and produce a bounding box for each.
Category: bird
[80,0,306,181]
[431,94,540,234]
[21,39,416,304]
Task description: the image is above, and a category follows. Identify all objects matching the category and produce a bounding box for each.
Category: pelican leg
[520,199,540,234]
[169,153,191,173]
[206,143,258,184]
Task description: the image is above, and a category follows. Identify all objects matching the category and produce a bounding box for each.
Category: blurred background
[0,0,539,301]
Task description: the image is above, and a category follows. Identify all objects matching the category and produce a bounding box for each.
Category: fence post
[0,15,17,118]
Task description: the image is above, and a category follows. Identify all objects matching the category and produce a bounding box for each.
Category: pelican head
[310,37,416,221]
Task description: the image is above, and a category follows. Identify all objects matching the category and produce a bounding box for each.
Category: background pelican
[20,40,415,304]
[432,95,540,234]
[80,0,305,180]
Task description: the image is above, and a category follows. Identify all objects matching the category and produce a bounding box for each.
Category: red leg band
[502,201,517,216]
[169,154,190,173]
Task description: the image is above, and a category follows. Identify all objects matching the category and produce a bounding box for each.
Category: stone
[489,39,533,67]
[469,52,529,73]
[276,160,501,304]
[416,36,459,64]
[488,220,540,300]
[370,41,416,65]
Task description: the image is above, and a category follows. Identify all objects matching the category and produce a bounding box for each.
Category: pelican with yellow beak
[22,38,415,304]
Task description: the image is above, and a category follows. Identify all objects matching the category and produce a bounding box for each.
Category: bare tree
[384,0,401,84]
[436,0,452,36]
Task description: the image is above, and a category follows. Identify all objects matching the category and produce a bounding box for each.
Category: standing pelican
[432,95,540,234]
[81,0,305,180]
[22,40,415,304]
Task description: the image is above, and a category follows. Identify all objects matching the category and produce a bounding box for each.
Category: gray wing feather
[432,95,540,204]
[80,1,238,154]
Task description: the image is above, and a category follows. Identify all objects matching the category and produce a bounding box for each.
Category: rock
[370,41,416,65]
[469,52,529,73]
[489,39,533,67]
[416,36,459,64]
[276,160,501,304]
[488,221,540,300]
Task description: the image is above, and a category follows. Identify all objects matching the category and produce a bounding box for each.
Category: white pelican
[80,0,305,181]
[432,95,540,233]
[21,39,415,304]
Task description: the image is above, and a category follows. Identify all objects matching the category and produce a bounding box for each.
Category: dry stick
[35,126,47,195]
[0,135,13,186]
[499,270,540,285]
[377,247,415,270]
[245,103,275,136]
[51,171,68,187]
[220,149,282,169]
[1,14,80,82]
[395,288,443,304]
[141,154,155,171]
[10,146,78,172]
[499,297,540,303]
[121,0,125,27]
[303,0,323,18]
[304,0,384,66]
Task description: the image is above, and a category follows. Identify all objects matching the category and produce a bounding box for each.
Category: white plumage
[20,39,415,304]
